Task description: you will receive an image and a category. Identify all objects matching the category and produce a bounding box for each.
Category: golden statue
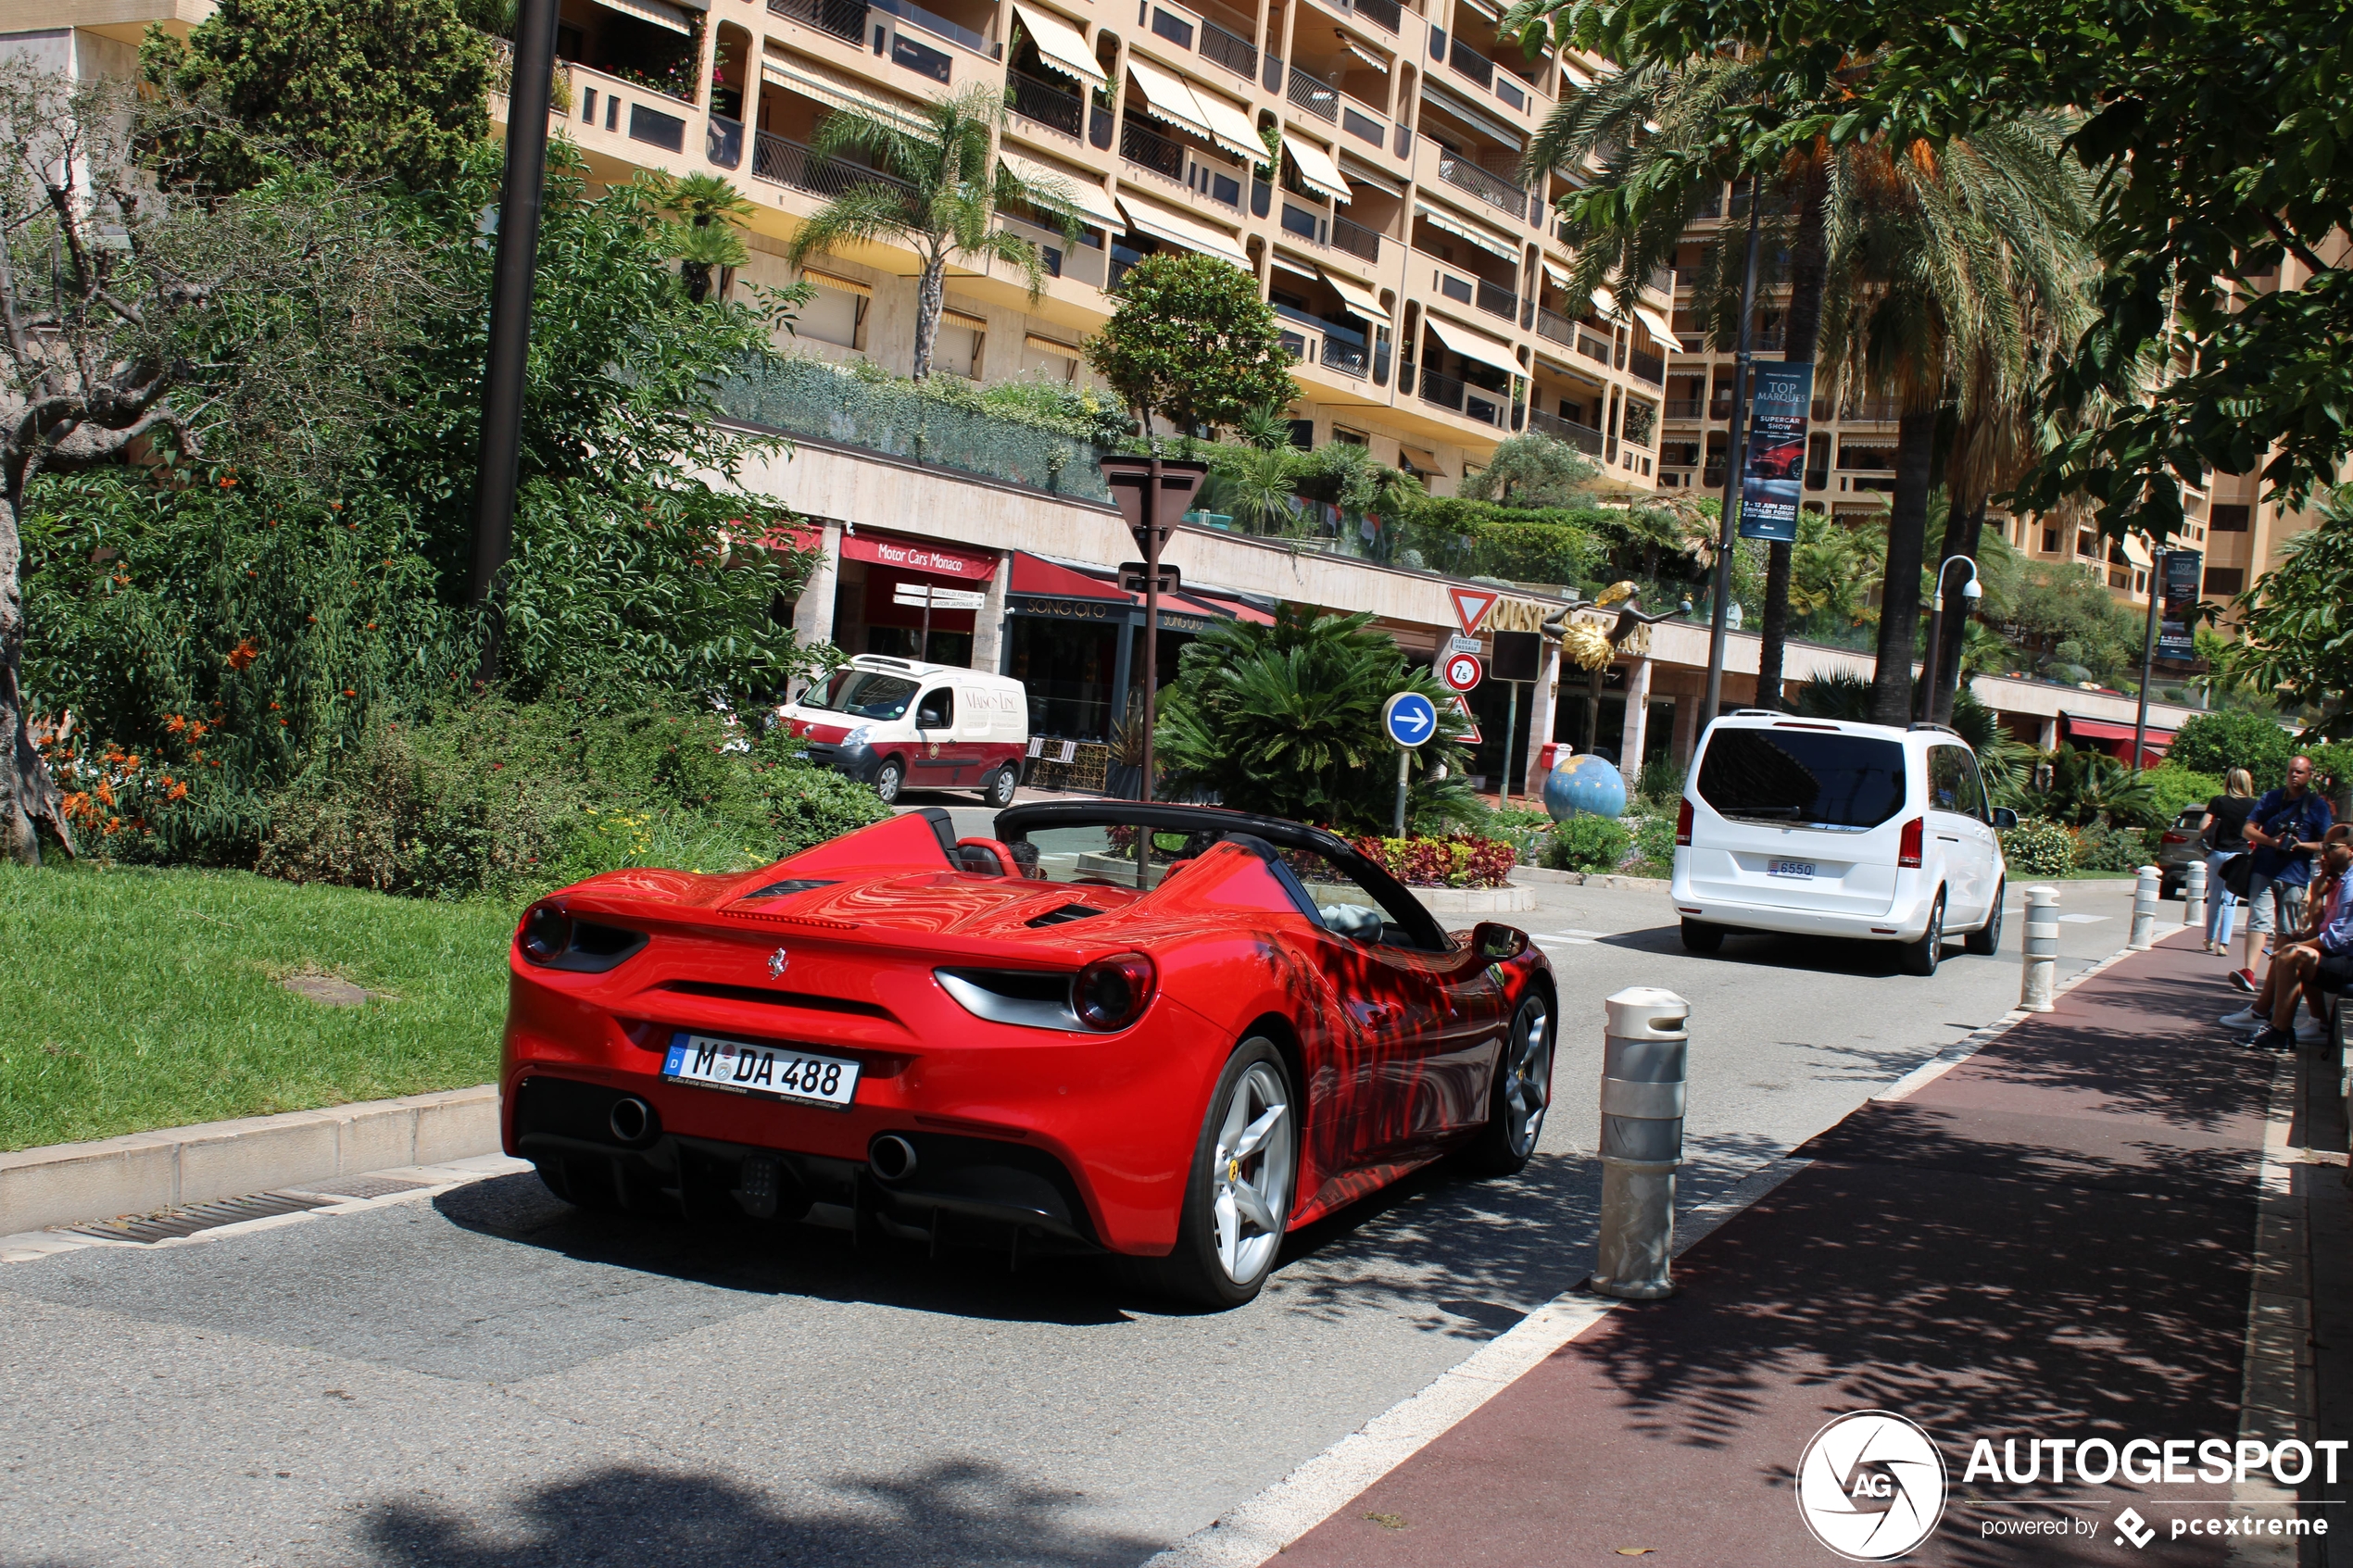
[1543,582,1677,670]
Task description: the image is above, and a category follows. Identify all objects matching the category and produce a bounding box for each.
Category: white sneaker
[2220,1007,2261,1028]
[2296,1017,2328,1045]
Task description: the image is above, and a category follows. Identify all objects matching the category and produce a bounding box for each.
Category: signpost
[890,583,988,662]
[1735,362,1815,545]
[1383,692,1439,834]
[1441,651,1484,693]
[1101,455,1208,884]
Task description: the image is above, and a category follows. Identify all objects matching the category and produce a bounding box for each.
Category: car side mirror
[1990,808,2019,831]
[1473,922,1528,961]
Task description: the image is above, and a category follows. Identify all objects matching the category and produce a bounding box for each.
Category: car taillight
[520,903,573,965]
[2162,833,2189,846]
[1074,952,1156,1031]
[1898,817,1924,869]
[1675,797,1693,847]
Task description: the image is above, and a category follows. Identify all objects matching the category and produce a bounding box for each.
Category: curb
[0,1085,503,1236]
[1508,864,1672,892]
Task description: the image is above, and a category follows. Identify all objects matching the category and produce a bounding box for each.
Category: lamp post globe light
[1920,555,1982,726]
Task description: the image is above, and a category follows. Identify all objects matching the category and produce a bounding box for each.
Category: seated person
[2233,835,2353,1048]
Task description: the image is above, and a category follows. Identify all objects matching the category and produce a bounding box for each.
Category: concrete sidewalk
[1269,930,2331,1566]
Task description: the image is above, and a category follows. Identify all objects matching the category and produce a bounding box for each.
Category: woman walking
[2201,768,2258,955]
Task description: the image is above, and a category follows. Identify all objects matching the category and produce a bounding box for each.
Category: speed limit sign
[1441,650,1484,692]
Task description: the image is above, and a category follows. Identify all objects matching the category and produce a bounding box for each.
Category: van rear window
[1697,728,1906,831]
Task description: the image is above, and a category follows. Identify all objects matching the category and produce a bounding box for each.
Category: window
[628,104,686,153]
[2205,566,2246,596]
[1696,728,1907,831]
[891,32,952,82]
[2043,527,2059,553]
[2077,531,2096,557]
[915,687,954,730]
[2210,503,2251,533]
[1928,746,1985,818]
[933,321,983,378]
[799,282,865,348]
[803,671,918,720]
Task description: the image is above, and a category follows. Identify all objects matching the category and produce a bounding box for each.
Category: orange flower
[218,476,235,488]
[329,500,343,510]
[188,721,207,739]
[269,701,281,710]
[123,754,140,771]
[342,688,356,697]
[166,714,187,734]
[165,780,189,802]
[95,780,116,807]
[225,638,259,671]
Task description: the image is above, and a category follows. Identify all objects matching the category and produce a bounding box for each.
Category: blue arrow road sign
[1383,691,1439,747]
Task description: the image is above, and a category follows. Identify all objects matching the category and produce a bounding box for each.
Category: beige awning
[2121,533,2153,569]
[1424,312,1522,379]
[1126,56,1215,144]
[1011,3,1105,89]
[1285,135,1348,202]
[1322,268,1390,324]
[1541,258,1572,288]
[1339,155,1403,196]
[1116,194,1249,265]
[939,307,989,332]
[1340,39,1389,71]
[762,57,925,131]
[799,267,872,297]
[999,149,1120,229]
[1416,202,1517,262]
[1590,283,1617,316]
[1632,305,1675,341]
[1189,85,1263,161]
[1024,332,1082,358]
[593,0,689,33]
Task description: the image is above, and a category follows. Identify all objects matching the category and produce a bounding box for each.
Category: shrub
[2168,709,2295,784]
[1545,814,1630,872]
[1481,806,1554,866]
[1635,756,1686,810]
[2140,764,2224,824]
[2000,817,2076,878]
[1629,812,1678,872]
[2070,821,2159,873]
[1347,833,1517,888]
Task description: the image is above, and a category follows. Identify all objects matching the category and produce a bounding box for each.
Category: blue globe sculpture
[1543,753,1628,822]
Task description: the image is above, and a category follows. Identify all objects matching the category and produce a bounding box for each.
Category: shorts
[2317,954,2353,994]
[2246,871,2309,935]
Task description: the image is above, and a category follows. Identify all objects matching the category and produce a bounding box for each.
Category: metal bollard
[2128,864,2159,951]
[2183,858,2207,929]
[2020,885,2059,1012]
[1590,986,1689,1300]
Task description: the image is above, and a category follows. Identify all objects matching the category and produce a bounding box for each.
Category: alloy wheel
[1210,1062,1293,1284]
[1500,999,1553,1158]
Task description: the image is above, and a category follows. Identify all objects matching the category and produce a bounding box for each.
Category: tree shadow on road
[361,1457,1159,1568]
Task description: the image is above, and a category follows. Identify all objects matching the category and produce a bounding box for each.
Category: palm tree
[658,171,756,304]
[786,84,1078,379]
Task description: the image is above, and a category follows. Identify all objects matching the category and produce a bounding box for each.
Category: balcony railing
[1354,0,1401,30]
[1535,306,1574,346]
[1435,153,1526,218]
[1476,278,1516,322]
[1288,66,1340,120]
[1009,70,1084,135]
[1121,117,1187,181]
[1321,332,1369,378]
[1329,212,1380,262]
[768,0,866,44]
[1576,331,1612,365]
[1448,38,1493,90]
[1420,366,1505,426]
[1628,350,1665,384]
[752,131,917,202]
[1200,18,1256,77]
[1526,408,1604,455]
[1840,398,1903,421]
[869,0,1000,56]
[1663,398,1703,419]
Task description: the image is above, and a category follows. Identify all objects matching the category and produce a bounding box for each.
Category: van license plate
[1767,859,1818,880]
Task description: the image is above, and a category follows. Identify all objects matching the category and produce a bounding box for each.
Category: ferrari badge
[768,947,790,978]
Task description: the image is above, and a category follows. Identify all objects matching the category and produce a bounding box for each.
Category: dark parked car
[2157,809,2205,899]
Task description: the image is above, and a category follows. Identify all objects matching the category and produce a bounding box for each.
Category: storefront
[823,531,1000,667]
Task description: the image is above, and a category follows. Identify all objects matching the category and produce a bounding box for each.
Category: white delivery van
[1670,712,2018,975]
[778,656,1031,806]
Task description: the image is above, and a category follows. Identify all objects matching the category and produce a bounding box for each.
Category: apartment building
[11,0,2221,786]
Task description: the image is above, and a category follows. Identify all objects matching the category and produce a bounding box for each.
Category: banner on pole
[2158,548,2203,664]
[1736,362,1815,544]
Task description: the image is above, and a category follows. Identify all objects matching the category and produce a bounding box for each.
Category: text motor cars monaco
[1671,713,2016,974]
[497,802,1556,1306]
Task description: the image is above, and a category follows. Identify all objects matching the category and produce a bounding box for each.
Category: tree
[645,172,756,305]
[2223,491,2353,738]
[1155,607,1478,833]
[786,85,1075,380]
[1459,432,1599,508]
[0,66,419,864]
[1087,252,1297,442]
[139,0,491,194]
[2168,708,2298,782]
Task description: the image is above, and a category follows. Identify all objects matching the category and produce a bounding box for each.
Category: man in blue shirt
[2235,755,2335,990]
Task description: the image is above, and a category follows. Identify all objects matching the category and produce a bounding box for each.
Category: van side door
[911,685,957,784]
[1926,745,1993,923]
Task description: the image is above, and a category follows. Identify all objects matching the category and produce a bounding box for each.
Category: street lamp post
[467,0,562,684]
[1702,166,1768,727]
[1919,555,1982,726]
[2131,543,2161,771]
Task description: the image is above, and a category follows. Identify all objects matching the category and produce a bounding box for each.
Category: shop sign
[841,533,998,580]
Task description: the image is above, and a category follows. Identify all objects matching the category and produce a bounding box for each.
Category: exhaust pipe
[608,1096,654,1144]
[869,1134,918,1182]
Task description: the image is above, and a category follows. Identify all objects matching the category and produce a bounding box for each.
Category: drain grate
[66,1191,333,1244]
[296,1174,430,1202]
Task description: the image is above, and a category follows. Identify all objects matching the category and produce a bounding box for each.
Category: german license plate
[662,1033,861,1108]
[1767,859,1818,879]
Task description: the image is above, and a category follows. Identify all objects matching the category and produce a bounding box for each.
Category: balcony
[1121,117,1187,182]
[1342,103,1384,146]
[1353,0,1402,30]
[1435,153,1526,220]
[1476,277,1516,323]
[1420,366,1507,427]
[1330,211,1381,263]
[753,132,919,202]
[1663,399,1704,420]
[1576,331,1612,366]
[1840,398,1903,422]
[1009,69,1084,136]
[768,0,866,44]
[870,0,1000,56]
[1447,38,1492,90]
[1288,66,1340,121]
[1628,349,1664,384]
[1200,18,1256,78]
[1536,306,1580,347]
[1526,408,1604,455]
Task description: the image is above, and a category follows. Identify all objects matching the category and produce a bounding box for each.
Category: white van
[1670,712,2017,975]
[778,656,1031,807]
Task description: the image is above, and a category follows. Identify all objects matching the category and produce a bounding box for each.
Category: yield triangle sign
[1448,691,1482,746]
[1448,585,1500,635]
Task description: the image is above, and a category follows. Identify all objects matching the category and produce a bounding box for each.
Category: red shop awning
[2063,713,2175,752]
[1011,552,1135,601]
[841,531,999,581]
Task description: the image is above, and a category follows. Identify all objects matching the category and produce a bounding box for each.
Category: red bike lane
[1276,932,2309,1566]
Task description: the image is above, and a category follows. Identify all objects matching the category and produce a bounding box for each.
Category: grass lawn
[1,860,518,1153]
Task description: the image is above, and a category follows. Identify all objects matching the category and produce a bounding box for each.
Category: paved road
[0,867,2163,1568]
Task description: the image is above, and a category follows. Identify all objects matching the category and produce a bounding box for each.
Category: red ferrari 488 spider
[499,801,1556,1306]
